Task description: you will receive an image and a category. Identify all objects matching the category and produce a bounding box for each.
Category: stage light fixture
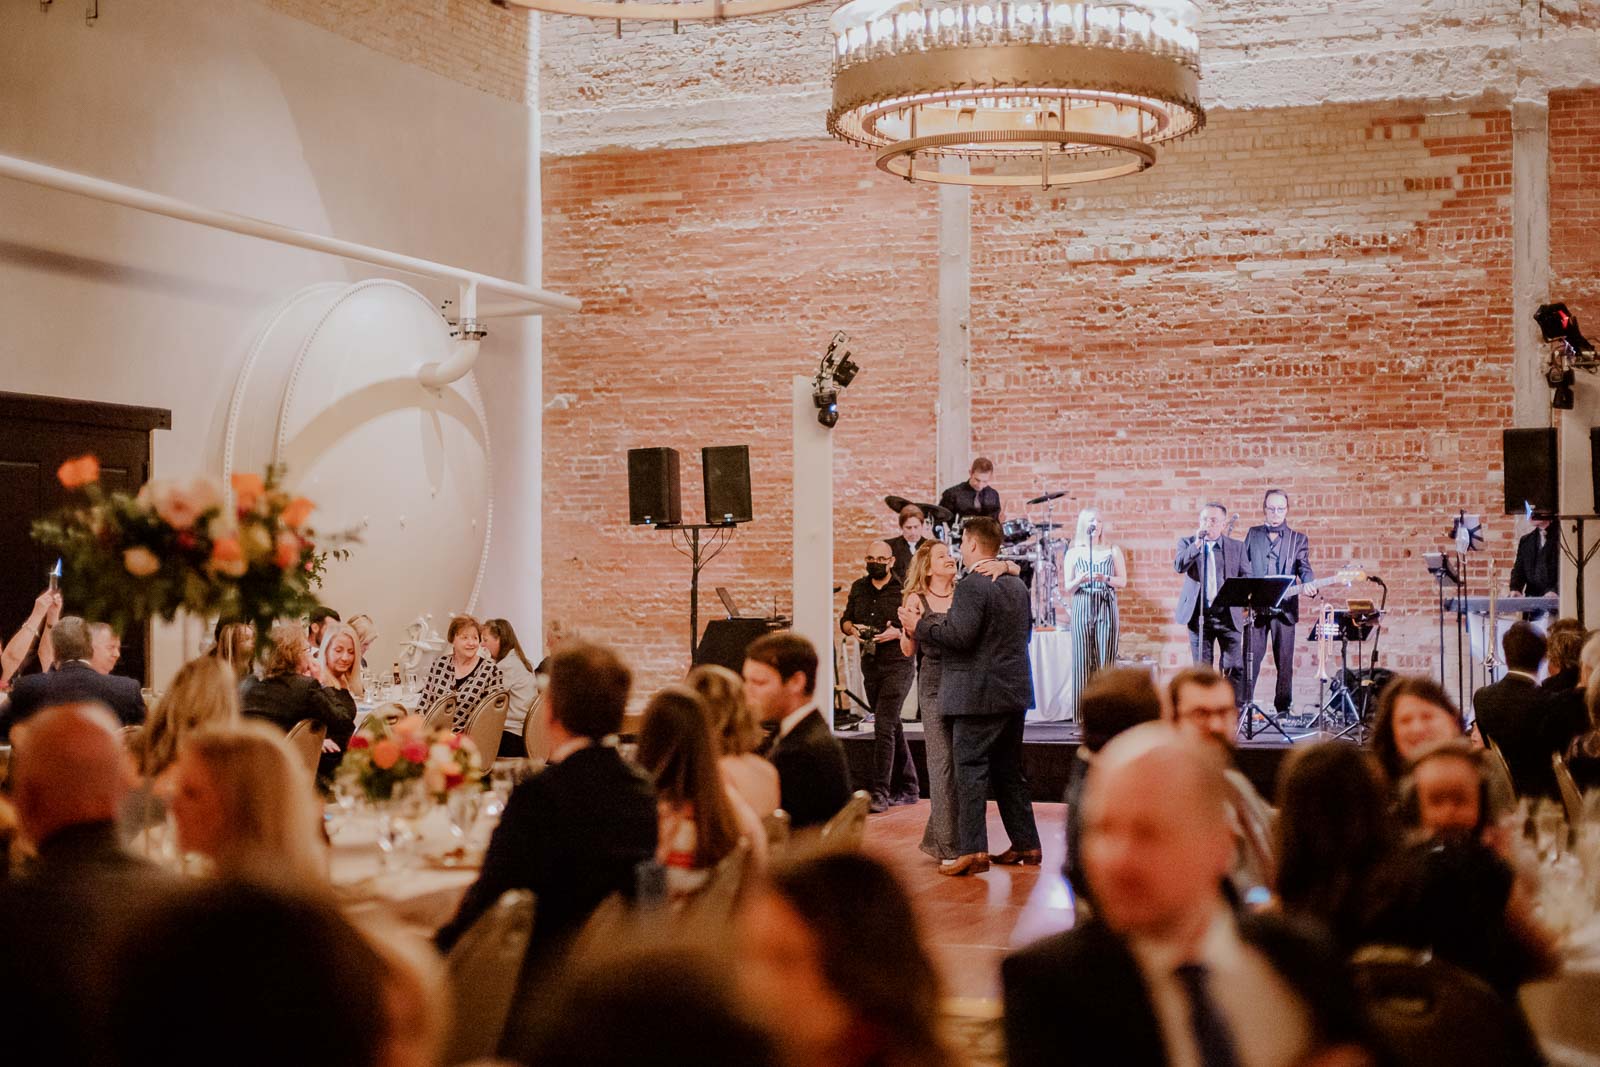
[832,352,859,388]
[811,331,856,429]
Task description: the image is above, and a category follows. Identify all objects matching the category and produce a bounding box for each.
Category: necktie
[1174,962,1242,1067]
[1204,542,1219,603]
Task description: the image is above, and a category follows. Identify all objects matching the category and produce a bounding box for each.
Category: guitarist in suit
[1242,489,1315,718]
[1174,504,1249,702]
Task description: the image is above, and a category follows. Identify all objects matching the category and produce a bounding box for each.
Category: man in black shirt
[841,540,919,812]
[886,504,928,584]
[938,457,1003,522]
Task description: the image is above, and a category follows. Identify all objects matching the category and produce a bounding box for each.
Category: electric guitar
[1264,562,1370,622]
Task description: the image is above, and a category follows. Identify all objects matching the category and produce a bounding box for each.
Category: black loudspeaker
[627,447,681,526]
[694,618,781,671]
[1503,428,1558,515]
[702,445,753,524]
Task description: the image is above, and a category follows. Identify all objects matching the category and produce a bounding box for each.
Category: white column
[792,375,835,704]
[936,160,972,492]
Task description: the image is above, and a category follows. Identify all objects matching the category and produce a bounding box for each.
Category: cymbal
[884,495,913,514]
[1026,490,1067,505]
[918,502,954,524]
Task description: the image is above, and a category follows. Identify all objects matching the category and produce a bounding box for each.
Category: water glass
[1533,800,1565,861]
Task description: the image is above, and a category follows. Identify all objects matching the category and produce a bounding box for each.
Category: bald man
[1003,723,1376,1067]
[841,539,919,810]
[0,702,175,1065]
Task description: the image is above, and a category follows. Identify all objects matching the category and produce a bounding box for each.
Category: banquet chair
[282,719,326,783]
[1523,968,1600,1056]
[1553,753,1584,831]
[817,790,872,851]
[442,888,536,1066]
[761,808,790,860]
[0,744,9,787]
[364,701,408,728]
[677,839,752,932]
[422,693,458,732]
[462,690,510,761]
[1351,946,1545,1067]
[118,724,142,748]
[520,691,545,760]
[1483,738,1517,801]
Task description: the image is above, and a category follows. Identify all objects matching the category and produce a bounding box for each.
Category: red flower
[444,770,464,788]
[447,734,463,750]
[57,455,100,489]
[348,734,371,750]
[400,739,429,764]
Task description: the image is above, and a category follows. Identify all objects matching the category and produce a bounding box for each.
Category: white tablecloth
[1027,630,1075,723]
[328,808,482,930]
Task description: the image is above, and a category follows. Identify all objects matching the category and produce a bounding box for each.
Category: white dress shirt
[1128,905,1314,1067]
[777,699,822,742]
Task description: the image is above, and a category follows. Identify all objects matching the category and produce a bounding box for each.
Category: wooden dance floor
[861,800,1073,1001]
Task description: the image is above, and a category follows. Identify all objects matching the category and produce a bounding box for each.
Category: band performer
[939,457,1003,522]
[1174,503,1247,701]
[1510,508,1560,598]
[1061,508,1125,709]
[1242,489,1315,717]
[886,504,928,585]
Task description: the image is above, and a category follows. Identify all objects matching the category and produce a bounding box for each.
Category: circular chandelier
[826,0,1205,188]
[491,0,815,22]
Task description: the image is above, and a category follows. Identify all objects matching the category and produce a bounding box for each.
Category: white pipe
[419,283,485,388]
[0,153,581,318]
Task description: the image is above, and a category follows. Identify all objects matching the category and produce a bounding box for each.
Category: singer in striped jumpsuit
[1061,508,1127,718]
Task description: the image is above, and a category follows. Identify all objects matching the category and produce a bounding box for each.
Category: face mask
[866,562,889,580]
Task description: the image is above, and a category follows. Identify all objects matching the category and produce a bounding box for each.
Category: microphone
[1368,575,1387,587]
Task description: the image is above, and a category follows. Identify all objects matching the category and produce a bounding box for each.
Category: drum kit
[882,487,1074,626]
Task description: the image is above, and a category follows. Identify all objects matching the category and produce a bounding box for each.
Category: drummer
[886,504,928,584]
[938,457,1004,523]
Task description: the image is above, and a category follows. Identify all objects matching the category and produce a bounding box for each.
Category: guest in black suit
[0,703,176,1067]
[1473,622,1578,799]
[885,503,928,585]
[901,516,1038,876]
[1242,489,1315,716]
[1174,503,1249,702]
[1509,511,1560,599]
[1003,723,1378,1067]
[1,616,146,739]
[742,632,851,830]
[437,640,658,958]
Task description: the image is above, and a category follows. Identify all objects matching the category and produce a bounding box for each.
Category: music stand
[1215,576,1296,743]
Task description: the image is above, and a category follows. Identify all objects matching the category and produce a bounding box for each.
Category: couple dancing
[898,516,1041,876]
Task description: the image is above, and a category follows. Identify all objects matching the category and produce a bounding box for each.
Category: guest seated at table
[241,621,351,778]
[1273,742,1402,954]
[736,852,952,1067]
[1066,667,1162,909]
[208,620,256,682]
[0,587,61,689]
[1003,723,1379,1067]
[168,721,329,886]
[638,685,766,897]
[418,615,505,730]
[306,606,340,657]
[1366,740,1560,1000]
[347,613,378,680]
[688,662,782,818]
[316,622,363,773]
[483,617,539,758]
[742,632,850,831]
[2,616,146,739]
[1474,622,1577,799]
[107,879,440,1067]
[436,640,657,965]
[123,656,241,838]
[1541,618,1585,692]
[0,702,177,1066]
[1565,672,1600,791]
[1368,675,1466,790]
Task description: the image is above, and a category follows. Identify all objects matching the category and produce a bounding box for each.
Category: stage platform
[836,720,1299,803]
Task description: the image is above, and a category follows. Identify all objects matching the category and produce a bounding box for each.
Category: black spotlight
[1537,301,1596,359]
[813,385,839,428]
[832,351,859,388]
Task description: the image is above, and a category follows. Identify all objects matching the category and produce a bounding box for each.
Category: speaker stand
[1555,515,1600,628]
[653,522,739,662]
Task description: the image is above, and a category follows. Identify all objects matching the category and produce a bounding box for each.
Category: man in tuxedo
[1,616,145,739]
[885,504,927,584]
[0,702,176,1066]
[743,632,851,830]
[436,640,657,960]
[1175,503,1249,702]
[1510,510,1560,599]
[1242,490,1315,717]
[1473,622,1581,799]
[901,516,1038,876]
[1003,723,1376,1067]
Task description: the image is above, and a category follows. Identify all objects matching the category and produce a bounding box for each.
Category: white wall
[0,0,544,682]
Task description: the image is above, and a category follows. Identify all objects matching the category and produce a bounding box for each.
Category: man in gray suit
[901,516,1039,876]
[1174,503,1248,703]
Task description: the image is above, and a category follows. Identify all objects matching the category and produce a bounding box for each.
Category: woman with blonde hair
[121,656,242,841]
[1060,508,1126,716]
[899,540,960,861]
[168,720,328,886]
[687,662,780,818]
[209,621,257,682]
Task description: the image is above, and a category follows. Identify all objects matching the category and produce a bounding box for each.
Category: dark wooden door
[0,392,170,685]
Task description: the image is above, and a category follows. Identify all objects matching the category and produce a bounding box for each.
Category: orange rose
[371,739,401,770]
[281,497,315,530]
[123,547,161,578]
[231,472,266,512]
[273,531,300,569]
[209,537,247,578]
[57,455,100,489]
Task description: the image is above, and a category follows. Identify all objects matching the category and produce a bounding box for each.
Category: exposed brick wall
[545,105,1517,709]
[262,0,535,105]
[542,141,940,696]
[1550,90,1600,320]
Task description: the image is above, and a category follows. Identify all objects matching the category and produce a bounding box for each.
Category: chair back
[442,889,536,1065]
[677,839,752,932]
[422,693,458,732]
[1352,947,1545,1067]
[1482,738,1516,801]
[282,719,326,781]
[761,808,791,859]
[818,790,871,851]
[521,692,547,761]
[1553,752,1584,830]
[1522,969,1600,1055]
[364,702,408,729]
[463,690,511,761]
[119,724,142,748]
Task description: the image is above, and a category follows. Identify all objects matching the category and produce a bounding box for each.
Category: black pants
[1248,616,1297,713]
[863,653,918,803]
[1190,614,1245,704]
[952,712,1039,856]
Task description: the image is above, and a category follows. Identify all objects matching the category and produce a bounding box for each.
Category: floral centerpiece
[32,456,353,641]
[344,713,485,803]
